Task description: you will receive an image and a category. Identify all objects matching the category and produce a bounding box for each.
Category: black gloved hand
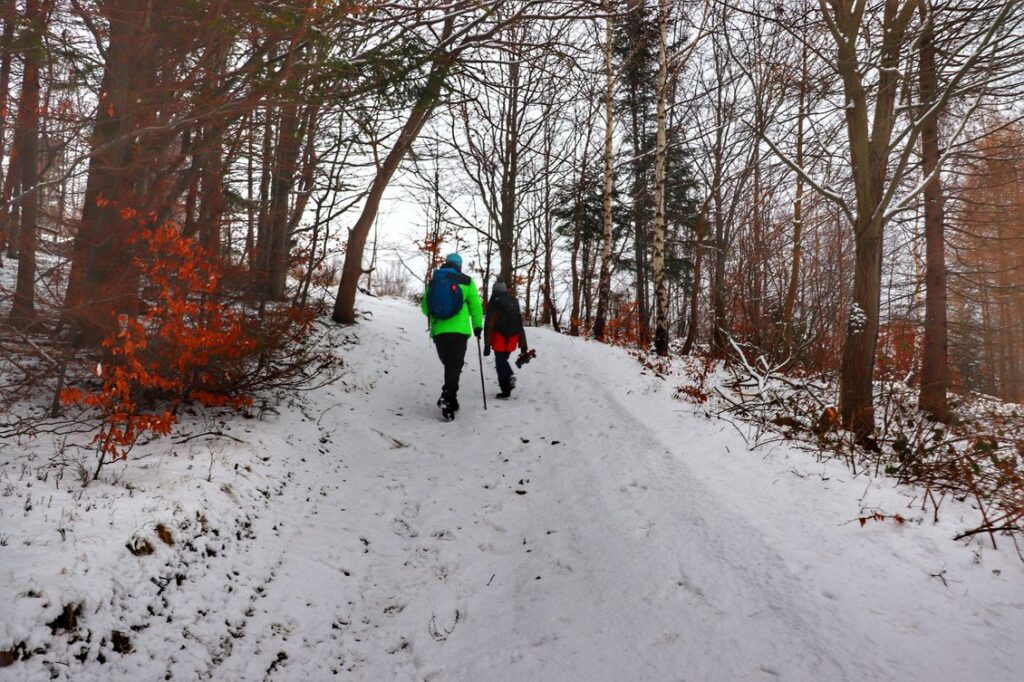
[474,328,482,339]
[483,346,491,357]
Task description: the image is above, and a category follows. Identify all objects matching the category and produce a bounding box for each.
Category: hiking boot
[497,380,512,399]
[438,390,457,421]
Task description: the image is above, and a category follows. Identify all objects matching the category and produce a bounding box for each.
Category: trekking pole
[476,336,488,410]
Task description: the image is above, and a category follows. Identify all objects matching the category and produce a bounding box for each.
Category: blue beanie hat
[444,253,463,270]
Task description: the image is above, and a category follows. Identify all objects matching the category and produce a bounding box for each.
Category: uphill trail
[193,297,1023,681]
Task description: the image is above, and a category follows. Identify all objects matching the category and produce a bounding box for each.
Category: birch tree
[652,0,669,354]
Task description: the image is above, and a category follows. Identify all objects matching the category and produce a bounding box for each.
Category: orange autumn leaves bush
[60,222,254,460]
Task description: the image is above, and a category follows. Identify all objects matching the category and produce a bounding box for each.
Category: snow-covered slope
[1,295,1022,681]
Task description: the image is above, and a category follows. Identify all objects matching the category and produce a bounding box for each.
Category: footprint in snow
[392,518,418,538]
[386,637,410,654]
[401,501,420,519]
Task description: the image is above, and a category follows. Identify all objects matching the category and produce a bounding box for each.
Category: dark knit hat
[492,278,508,294]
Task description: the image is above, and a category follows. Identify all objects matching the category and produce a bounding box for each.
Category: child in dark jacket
[483,279,528,399]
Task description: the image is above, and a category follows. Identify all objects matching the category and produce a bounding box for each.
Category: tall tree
[782,40,810,355]
[916,0,950,420]
[62,0,217,343]
[9,0,49,326]
[614,0,658,342]
[593,2,617,341]
[827,0,920,438]
[333,17,456,324]
[651,0,669,355]
[0,0,14,266]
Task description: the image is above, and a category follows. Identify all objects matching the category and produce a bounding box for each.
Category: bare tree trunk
[749,130,764,347]
[497,50,521,286]
[569,171,583,336]
[332,19,455,324]
[265,94,302,299]
[183,129,199,237]
[593,6,615,341]
[584,228,596,326]
[245,112,256,268]
[524,244,535,322]
[540,104,559,331]
[1,0,20,261]
[831,0,918,439]
[980,282,996,395]
[9,0,44,326]
[995,218,1017,399]
[782,42,808,355]
[629,104,648,343]
[63,1,158,344]
[197,38,229,255]
[682,210,705,354]
[0,96,20,262]
[254,105,273,278]
[0,0,13,264]
[711,186,727,351]
[840,225,883,437]
[652,0,669,355]
[917,1,950,421]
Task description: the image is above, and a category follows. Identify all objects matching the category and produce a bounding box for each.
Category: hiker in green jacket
[421,253,483,420]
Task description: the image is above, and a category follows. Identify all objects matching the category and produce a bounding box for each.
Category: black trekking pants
[433,333,468,396]
[494,351,514,392]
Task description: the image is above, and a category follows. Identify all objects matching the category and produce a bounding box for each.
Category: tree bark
[593,7,615,341]
[652,0,669,355]
[9,0,45,326]
[253,104,274,277]
[629,103,649,343]
[839,226,883,437]
[539,103,559,331]
[711,186,727,351]
[569,171,583,336]
[830,0,919,439]
[0,92,21,262]
[916,1,950,421]
[62,0,159,344]
[265,93,302,299]
[497,53,520,287]
[196,37,230,255]
[749,125,764,347]
[0,0,13,264]
[782,42,808,355]
[681,210,705,355]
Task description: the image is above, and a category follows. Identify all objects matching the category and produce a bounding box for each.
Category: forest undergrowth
[661,342,1024,560]
[0,229,343,482]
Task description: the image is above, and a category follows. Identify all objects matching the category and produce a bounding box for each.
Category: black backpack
[492,294,521,336]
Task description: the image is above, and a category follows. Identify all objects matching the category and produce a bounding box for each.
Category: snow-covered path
[205,297,1022,681]
[3,295,1021,681]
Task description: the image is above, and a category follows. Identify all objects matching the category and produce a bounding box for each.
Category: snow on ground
[1,294,1022,681]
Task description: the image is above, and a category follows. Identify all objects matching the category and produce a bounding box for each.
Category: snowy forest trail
[204,296,1022,681]
[7,295,1018,682]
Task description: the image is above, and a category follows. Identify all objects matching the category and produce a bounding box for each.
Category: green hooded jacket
[421,268,484,337]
